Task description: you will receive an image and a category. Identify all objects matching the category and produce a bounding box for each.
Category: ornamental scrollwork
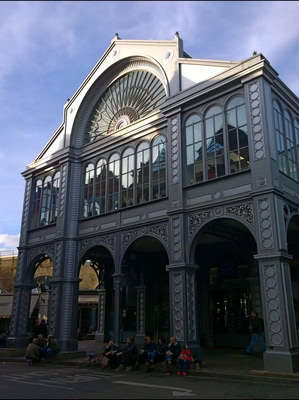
[148,224,168,245]
[79,234,115,257]
[225,203,254,227]
[27,244,55,265]
[188,211,212,238]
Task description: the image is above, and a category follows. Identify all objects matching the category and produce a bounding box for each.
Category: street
[0,362,299,399]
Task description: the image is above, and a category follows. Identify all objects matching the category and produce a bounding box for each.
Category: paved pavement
[1,340,299,385]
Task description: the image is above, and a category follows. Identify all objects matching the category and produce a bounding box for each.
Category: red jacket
[179,348,192,362]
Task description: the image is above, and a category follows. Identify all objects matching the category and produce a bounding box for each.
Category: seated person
[156,336,167,362]
[138,335,157,369]
[102,339,118,368]
[36,334,47,359]
[115,337,138,372]
[163,336,181,374]
[176,345,192,376]
[46,335,60,360]
[25,338,40,366]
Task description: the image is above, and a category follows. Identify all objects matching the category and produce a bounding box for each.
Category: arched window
[152,136,166,199]
[121,148,135,208]
[51,172,60,223]
[83,163,95,218]
[205,106,224,180]
[40,176,52,225]
[273,100,287,174]
[226,96,249,174]
[185,114,202,185]
[95,159,107,215]
[107,153,120,211]
[284,110,297,180]
[136,142,150,204]
[32,179,43,228]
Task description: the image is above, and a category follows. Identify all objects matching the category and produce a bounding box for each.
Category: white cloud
[0,234,20,251]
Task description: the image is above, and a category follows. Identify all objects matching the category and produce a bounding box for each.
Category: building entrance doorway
[121,236,169,343]
[194,218,260,348]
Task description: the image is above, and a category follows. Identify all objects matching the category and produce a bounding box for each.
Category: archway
[287,214,299,334]
[121,236,169,344]
[191,218,259,348]
[29,254,53,336]
[78,245,115,342]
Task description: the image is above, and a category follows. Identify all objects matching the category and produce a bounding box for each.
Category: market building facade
[7,34,299,373]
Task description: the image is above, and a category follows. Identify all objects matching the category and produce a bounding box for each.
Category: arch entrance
[121,236,169,345]
[28,254,53,338]
[78,245,115,342]
[192,218,260,348]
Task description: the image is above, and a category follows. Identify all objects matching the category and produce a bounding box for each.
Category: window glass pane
[229,128,238,151]
[195,162,203,183]
[216,155,225,177]
[186,165,194,185]
[237,105,247,127]
[238,127,248,148]
[206,106,222,118]
[186,114,201,126]
[227,109,236,128]
[187,145,194,165]
[152,135,166,147]
[207,160,216,179]
[194,142,202,161]
[227,96,244,110]
[230,152,240,173]
[206,138,214,157]
[239,147,250,170]
[186,126,193,145]
[215,114,223,133]
[215,134,224,155]
[194,122,201,143]
[205,118,214,138]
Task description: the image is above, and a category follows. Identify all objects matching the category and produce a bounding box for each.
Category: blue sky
[0,1,298,252]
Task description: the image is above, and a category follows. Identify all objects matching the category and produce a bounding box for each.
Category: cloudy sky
[0,1,298,252]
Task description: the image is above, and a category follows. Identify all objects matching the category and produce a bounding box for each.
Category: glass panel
[186,165,194,185]
[186,114,201,126]
[206,106,222,118]
[238,127,248,148]
[195,162,203,183]
[239,147,250,170]
[228,128,238,151]
[227,109,236,128]
[194,122,201,143]
[216,155,225,177]
[194,142,202,161]
[205,118,214,138]
[215,114,223,133]
[187,145,194,165]
[215,134,224,155]
[186,126,193,146]
[230,151,240,173]
[207,160,216,179]
[227,96,244,110]
[237,105,247,127]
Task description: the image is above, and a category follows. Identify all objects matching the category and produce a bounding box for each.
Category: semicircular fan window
[85,70,166,144]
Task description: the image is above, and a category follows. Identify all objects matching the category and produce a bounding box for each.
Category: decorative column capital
[254,252,293,262]
[166,263,198,271]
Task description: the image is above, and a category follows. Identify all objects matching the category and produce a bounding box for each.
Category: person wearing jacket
[245,311,266,354]
[163,336,181,374]
[25,338,40,366]
[102,339,119,368]
[138,335,157,365]
[177,345,192,376]
[115,337,138,372]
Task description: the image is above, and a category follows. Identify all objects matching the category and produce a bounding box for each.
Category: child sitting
[176,345,192,376]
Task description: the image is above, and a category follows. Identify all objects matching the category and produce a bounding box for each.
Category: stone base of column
[6,336,28,348]
[95,331,105,343]
[135,334,145,347]
[263,350,299,373]
[58,339,78,352]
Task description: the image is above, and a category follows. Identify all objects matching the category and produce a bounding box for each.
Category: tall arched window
[83,163,95,217]
[185,114,202,185]
[32,179,43,228]
[136,142,150,204]
[273,100,287,174]
[40,176,52,225]
[226,96,249,173]
[107,153,120,211]
[284,110,297,180]
[121,148,135,208]
[51,172,60,223]
[152,136,166,199]
[95,159,107,215]
[205,106,224,180]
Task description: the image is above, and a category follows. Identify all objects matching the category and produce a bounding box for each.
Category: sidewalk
[1,341,299,385]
